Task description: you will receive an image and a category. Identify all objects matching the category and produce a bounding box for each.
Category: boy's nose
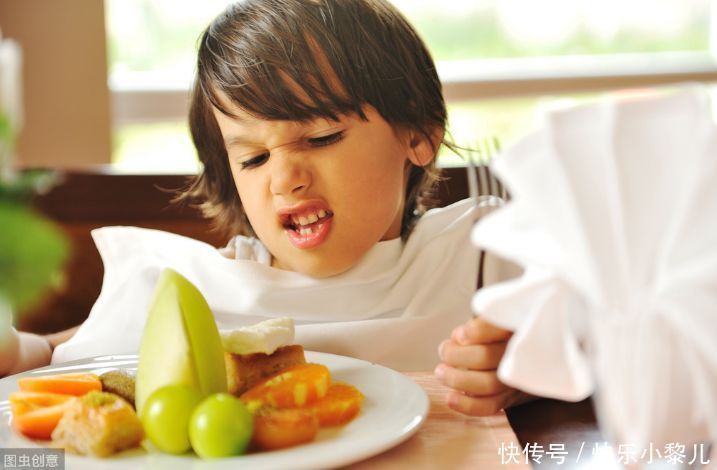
[269,154,311,196]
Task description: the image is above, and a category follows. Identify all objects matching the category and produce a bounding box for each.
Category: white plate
[0,351,428,469]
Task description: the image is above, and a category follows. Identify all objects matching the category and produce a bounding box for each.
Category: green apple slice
[135,268,227,415]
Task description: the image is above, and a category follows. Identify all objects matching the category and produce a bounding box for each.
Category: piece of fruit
[189,393,253,459]
[9,391,76,439]
[308,383,364,427]
[135,269,227,414]
[251,406,319,451]
[18,372,101,396]
[240,363,330,408]
[99,370,136,409]
[141,384,203,454]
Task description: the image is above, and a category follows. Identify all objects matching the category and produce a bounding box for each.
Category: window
[105,0,717,171]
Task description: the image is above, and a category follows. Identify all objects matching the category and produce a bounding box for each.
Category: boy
[2,0,526,415]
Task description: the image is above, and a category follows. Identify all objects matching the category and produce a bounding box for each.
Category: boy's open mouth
[279,207,334,250]
[279,208,334,235]
[277,203,334,249]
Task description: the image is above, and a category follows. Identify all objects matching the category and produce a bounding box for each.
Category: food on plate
[225,345,306,396]
[236,368,363,451]
[18,373,101,396]
[141,384,203,454]
[51,391,143,457]
[308,383,364,427]
[99,369,136,408]
[251,406,319,451]
[222,317,307,395]
[240,363,330,408]
[189,393,253,459]
[9,359,363,457]
[221,317,296,355]
[219,318,362,451]
[131,275,360,458]
[8,278,365,459]
[135,268,227,415]
[8,391,77,439]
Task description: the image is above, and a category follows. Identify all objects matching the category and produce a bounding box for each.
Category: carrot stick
[9,392,76,440]
[18,373,101,396]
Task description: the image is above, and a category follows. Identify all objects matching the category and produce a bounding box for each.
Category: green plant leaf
[0,170,62,202]
[0,112,11,143]
[0,201,68,312]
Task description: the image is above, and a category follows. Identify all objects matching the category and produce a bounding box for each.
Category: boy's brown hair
[180,0,448,239]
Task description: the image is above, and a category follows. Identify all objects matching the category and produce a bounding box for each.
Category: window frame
[111,51,717,124]
[109,1,717,146]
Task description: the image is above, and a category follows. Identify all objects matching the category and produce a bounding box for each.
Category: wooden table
[346,373,529,469]
[345,373,713,469]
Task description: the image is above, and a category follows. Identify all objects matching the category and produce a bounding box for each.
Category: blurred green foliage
[0,113,10,147]
[0,112,68,314]
[0,200,68,312]
[408,9,708,60]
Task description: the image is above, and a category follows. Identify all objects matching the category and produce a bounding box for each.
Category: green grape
[189,393,254,458]
[141,384,203,454]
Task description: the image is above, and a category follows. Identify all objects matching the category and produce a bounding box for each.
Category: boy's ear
[406,127,444,167]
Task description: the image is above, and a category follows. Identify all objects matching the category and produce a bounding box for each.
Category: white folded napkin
[472,85,717,448]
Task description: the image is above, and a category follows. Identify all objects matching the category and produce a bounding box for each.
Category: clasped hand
[435,316,530,416]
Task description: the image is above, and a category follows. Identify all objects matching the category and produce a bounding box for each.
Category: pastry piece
[51,391,143,457]
[225,344,306,396]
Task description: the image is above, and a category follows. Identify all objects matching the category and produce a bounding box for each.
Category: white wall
[0,0,111,168]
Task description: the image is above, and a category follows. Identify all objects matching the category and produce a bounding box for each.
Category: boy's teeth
[291,210,327,227]
[299,227,313,235]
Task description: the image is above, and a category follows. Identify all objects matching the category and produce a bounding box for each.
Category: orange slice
[241,363,330,408]
[308,382,364,427]
[251,407,319,451]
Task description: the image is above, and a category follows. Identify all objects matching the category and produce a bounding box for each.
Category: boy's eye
[307,131,344,147]
[240,152,269,169]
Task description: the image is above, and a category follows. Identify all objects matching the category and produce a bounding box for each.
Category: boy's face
[214,102,425,278]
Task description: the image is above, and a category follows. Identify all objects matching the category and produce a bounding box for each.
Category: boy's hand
[435,316,532,416]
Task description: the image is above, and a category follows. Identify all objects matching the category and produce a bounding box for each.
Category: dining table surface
[345,372,711,469]
[347,372,529,469]
[344,372,597,469]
